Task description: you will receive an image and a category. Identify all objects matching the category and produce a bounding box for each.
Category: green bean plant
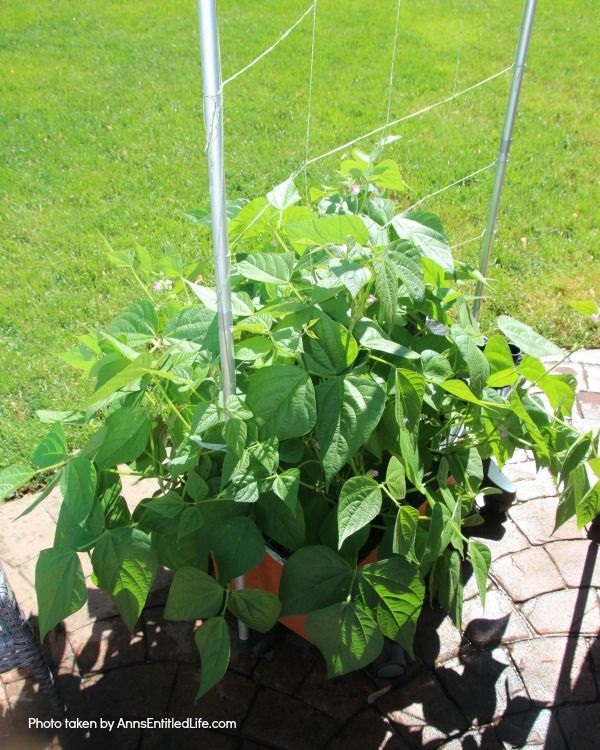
[1,147,598,696]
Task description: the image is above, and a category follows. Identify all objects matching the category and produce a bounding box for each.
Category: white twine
[303,0,319,197]
[385,0,403,126]
[400,161,496,215]
[222,2,317,90]
[299,65,513,171]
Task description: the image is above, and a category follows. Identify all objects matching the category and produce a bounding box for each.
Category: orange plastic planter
[243,545,379,641]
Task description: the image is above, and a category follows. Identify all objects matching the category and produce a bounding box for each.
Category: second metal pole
[197,0,249,641]
[473,0,537,319]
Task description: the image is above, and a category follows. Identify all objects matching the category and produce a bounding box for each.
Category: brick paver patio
[1,352,599,749]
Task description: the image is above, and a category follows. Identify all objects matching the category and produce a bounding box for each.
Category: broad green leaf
[191,402,223,436]
[316,374,386,485]
[15,471,62,518]
[60,344,98,373]
[233,478,260,503]
[248,438,279,476]
[431,549,463,628]
[55,456,103,550]
[237,252,294,284]
[223,392,254,420]
[85,353,152,409]
[164,307,219,350]
[395,369,425,431]
[223,419,247,456]
[100,330,139,361]
[419,502,445,575]
[329,260,372,299]
[364,199,394,233]
[233,312,273,335]
[374,258,398,327]
[271,309,309,354]
[234,335,273,362]
[387,240,426,302]
[98,474,130,530]
[212,517,265,583]
[358,557,425,656]
[36,409,87,425]
[438,488,462,553]
[371,159,407,192]
[31,423,68,469]
[0,464,34,502]
[588,458,600,478]
[518,355,576,416]
[228,588,281,632]
[306,601,383,677]
[484,335,519,388]
[454,332,490,396]
[393,505,419,559]
[107,301,158,347]
[185,198,249,227]
[510,392,551,461]
[386,456,406,500]
[228,197,276,242]
[354,319,418,359]
[303,314,359,376]
[497,315,562,358]
[184,470,209,502]
[285,214,369,247]
[246,365,316,440]
[59,454,97,506]
[395,369,425,486]
[92,527,157,630]
[273,469,300,508]
[319,505,370,563]
[255,491,305,551]
[36,548,87,640]
[337,476,382,548]
[440,379,497,408]
[94,407,152,470]
[155,533,210,572]
[164,567,224,620]
[555,464,588,531]
[177,505,205,541]
[391,215,453,272]
[195,617,230,698]
[186,281,254,318]
[267,177,301,210]
[134,494,186,531]
[468,540,491,607]
[280,546,353,615]
[447,448,484,492]
[576,481,600,527]
[404,210,446,235]
[421,350,453,383]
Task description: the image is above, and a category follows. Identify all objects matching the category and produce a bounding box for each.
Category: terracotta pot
[244,544,379,641]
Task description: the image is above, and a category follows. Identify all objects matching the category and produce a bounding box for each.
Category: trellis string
[385,0,403,127]
[399,161,495,216]
[221,2,316,90]
[289,64,512,179]
[211,4,516,254]
[303,0,319,199]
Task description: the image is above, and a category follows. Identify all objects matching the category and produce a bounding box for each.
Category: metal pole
[473,0,537,319]
[197,0,249,641]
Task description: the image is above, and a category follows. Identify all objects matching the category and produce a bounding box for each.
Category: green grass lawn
[1,0,599,468]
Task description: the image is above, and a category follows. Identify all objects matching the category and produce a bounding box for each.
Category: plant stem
[154,381,190,429]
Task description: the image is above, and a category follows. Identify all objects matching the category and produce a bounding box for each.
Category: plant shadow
[2,540,598,750]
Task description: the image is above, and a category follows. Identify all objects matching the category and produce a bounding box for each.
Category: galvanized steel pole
[473,0,537,319]
[197,0,249,641]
